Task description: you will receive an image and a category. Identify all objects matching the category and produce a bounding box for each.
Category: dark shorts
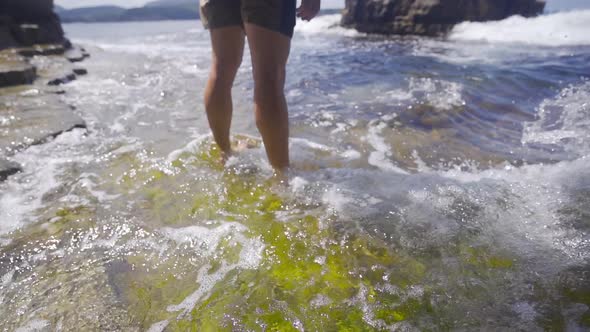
[200,0,297,38]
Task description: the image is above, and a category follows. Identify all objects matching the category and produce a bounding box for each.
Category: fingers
[297,0,320,21]
[296,6,312,21]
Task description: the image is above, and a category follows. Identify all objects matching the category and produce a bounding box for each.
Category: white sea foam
[15,319,49,332]
[161,222,248,257]
[163,222,264,316]
[523,80,590,155]
[341,149,361,160]
[449,10,590,46]
[147,320,169,332]
[166,134,211,162]
[1,270,14,286]
[295,14,359,37]
[289,176,309,193]
[365,121,409,174]
[322,187,354,214]
[0,129,93,235]
[367,77,465,110]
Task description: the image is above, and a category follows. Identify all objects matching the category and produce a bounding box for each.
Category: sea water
[0,11,589,331]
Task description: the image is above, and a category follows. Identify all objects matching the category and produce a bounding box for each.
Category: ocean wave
[523,80,590,155]
[294,14,360,37]
[449,10,590,46]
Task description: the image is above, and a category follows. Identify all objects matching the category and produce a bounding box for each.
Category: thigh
[200,0,243,31]
[244,23,290,87]
[209,26,246,63]
[241,0,297,38]
[209,26,246,80]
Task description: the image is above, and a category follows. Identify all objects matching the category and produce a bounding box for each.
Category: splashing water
[1,12,589,331]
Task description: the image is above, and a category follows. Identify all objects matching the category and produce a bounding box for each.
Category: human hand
[297,0,321,21]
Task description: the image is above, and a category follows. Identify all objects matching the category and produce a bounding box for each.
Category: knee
[210,57,242,88]
[253,67,286,105]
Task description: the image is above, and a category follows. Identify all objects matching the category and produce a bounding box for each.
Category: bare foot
[232,136,259,151]
[271,167,290,186]
[219,140,253,166]
[219,149,232,166]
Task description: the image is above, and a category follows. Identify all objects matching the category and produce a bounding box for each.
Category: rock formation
[341,0,546,36]
[0,0,71,88]
[0,0,88,182]
[0,0,68,49]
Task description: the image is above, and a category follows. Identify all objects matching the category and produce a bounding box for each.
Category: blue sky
[55,0,590,11]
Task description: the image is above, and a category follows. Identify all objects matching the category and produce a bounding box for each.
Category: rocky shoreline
[0,0,89,182]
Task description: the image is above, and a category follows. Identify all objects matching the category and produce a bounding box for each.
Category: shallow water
[1,12,589,331]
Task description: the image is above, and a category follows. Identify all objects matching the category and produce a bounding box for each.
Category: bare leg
[244,23,291,172]
[204,26,245,159]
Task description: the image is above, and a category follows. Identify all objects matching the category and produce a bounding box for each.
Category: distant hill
[56,1,339,23]
[145,0,198,8]
[59,6,127,23]
[57,2,199,23]
[319,8,343,16]
[120,6,199,21]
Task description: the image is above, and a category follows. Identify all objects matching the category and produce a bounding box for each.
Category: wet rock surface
[0,158,21,181]
[65,46,91,63]
[18,44,66,57]
[0,52,37,88]
[47,73,76,86]
[73,68,88,76]
[0,51,88,151]
[0,92,86,155]
[0,0,90,187]
[341,0,546,36]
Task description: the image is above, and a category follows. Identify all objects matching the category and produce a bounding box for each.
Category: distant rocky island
[55,0,200,23]
[341,0,546,36]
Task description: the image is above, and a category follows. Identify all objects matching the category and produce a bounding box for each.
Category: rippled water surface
[1,12,589,331]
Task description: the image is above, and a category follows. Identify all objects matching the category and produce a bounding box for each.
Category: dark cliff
[0,0,68,50]
[341,0,546,36]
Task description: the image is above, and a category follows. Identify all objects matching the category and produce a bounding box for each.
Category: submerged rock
[74,68,88,76]
[73,68,88,76]
[0,158,21,181]
[65,46,91,63]
[47,72,76,86]
[341,0,546,36]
